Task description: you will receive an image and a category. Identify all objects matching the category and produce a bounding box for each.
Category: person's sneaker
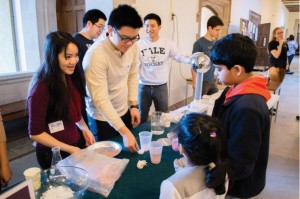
[286,71,294,74]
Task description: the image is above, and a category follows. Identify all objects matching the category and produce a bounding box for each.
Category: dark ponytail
[205,162,227,195]
[175,113,227,195]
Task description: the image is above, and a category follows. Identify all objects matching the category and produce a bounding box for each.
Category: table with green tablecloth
[84,122,182,199]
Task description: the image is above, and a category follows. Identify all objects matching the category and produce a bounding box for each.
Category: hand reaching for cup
[119,126,139,153]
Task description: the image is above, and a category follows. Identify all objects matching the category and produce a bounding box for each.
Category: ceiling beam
[285,5,299,12]
[282,0,299,3]
[281,0,299,12]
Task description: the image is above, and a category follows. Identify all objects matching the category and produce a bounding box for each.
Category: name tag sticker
[48,120,64,133]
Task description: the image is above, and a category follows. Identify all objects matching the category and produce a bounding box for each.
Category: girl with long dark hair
[27,31,95,169]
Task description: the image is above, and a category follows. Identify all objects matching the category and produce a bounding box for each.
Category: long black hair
[175,113,227,195]
[28,31,86,121]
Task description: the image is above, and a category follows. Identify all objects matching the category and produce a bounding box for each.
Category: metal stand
[194,72,203,101]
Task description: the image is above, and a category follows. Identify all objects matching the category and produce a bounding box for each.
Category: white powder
[41,185,74,199]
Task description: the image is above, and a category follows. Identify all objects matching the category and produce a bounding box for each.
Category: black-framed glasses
[94,24,105,31]
[113,28,140,43]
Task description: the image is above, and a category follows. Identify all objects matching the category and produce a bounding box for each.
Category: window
[0,0,18,74]
[0,0,41,76]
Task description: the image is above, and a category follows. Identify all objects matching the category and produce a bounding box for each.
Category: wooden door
[56,0,85,35]
[255,23,271,67]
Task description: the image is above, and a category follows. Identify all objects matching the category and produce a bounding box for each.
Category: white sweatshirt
[138,37,192,85]
[83,37,139,130]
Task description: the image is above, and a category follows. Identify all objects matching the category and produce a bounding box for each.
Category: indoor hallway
[2,56,299,199]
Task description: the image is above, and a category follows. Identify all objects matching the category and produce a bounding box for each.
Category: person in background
[138,13,200,123]
[286,34,298,74]
[27,31,95,169]
[191,16,224,95]
[0,111,12,190]
[211,33,271,198]
[83,5,143,153]
[73,9,107,137]
[268,27,288,82]
[160,113,228,199]
[73,9,107,68]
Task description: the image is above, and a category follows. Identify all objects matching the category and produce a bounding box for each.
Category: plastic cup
[23,167,41,190]
[151,111,164,135]
[171,136,179,152]
[139,131,152,152]
[149,141,163,164]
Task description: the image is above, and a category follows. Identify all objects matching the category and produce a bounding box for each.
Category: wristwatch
[130,105,139,109]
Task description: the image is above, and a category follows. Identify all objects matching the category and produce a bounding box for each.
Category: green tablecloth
[84,122,182,199]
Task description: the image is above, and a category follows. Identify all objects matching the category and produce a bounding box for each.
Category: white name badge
[48,120,64,134]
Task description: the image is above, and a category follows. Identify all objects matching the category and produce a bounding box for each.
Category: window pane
[0,0,18,74]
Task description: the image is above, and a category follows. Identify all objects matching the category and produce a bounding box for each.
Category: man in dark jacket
[211,33,271,198]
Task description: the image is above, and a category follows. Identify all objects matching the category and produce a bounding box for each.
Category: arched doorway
[200,7,215,37]
[197,0,231,39]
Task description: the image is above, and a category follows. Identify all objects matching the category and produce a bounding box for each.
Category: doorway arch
[197,0,231,39]
[200,7,215,37]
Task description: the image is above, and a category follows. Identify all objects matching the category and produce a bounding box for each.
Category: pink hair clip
[210,132,217,137]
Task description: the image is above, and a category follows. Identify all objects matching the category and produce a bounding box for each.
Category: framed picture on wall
[240,18,249,36]
[249,10,261,42]
[249,10,261,25]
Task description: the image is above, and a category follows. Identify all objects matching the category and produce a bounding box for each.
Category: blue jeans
[287,54,295,71]
[138,83,168,123]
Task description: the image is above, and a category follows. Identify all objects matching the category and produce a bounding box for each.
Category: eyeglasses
[276,31,283,35]
[113,28,140,43]
[94,24,105,31]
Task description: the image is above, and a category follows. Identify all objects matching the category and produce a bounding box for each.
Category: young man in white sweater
[83,5,143,153]
[138,13,198,123]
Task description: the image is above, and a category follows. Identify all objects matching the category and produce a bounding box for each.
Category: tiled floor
[253,56,299,199]
[2,56,299,198]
